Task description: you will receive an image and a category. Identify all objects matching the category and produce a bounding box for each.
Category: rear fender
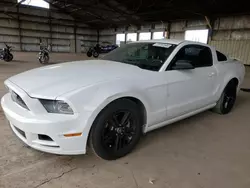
[216,75,240,100]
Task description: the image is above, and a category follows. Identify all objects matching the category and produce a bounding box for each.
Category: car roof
[133,39,209,46]
[133,39,183,45]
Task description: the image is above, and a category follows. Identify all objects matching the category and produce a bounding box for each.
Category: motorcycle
[38,44,50,64]
[87,45,100,58]
[0,43,13,62]
[87,42,118,58]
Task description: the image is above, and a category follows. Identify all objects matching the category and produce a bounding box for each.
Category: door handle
[208,72,215,77]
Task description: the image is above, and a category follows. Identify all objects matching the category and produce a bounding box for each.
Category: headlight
[39,99,74,114]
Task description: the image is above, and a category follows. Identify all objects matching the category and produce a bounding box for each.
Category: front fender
[57,81,151,145]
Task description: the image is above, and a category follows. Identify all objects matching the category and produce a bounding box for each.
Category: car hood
[8,60,143,99]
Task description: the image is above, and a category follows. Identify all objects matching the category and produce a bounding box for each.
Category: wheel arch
[228,77,239,86]
[213,76,239,114]
[219,76,239,97]
[119,96,147,127]
[85,94,149,148]
[223,77,239,91]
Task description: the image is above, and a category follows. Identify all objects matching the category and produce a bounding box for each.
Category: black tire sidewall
[4,53,13,62]
[90,99,142,160]
[87,51,92,57]
[220,83,237,114]
[39,55,49,64]
[93,51,99,58]
[8,53,13,61]
[45,55,49,63]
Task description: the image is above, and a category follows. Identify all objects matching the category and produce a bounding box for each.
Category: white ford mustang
[1,39,245,160]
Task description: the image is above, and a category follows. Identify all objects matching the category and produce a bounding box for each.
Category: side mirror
[172,60,194,70]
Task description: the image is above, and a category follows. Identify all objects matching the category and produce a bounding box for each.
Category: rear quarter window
[216,51,227,61]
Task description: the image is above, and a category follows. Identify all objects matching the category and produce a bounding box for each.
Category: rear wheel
[8,53,13,61]
[93,51,99,58]
[90,99,142,160]
[213,81,237,114]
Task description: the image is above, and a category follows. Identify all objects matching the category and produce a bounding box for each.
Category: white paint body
[1,40,245,155]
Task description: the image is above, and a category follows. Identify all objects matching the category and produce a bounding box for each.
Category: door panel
[166,67,216,119]
[165,44,218,119]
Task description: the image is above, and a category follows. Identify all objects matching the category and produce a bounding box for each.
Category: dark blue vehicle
[87,42,118,58]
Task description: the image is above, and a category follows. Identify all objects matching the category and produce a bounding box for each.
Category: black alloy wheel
[102,111,136,152]
[222,86,236,113]
[213,81,237,114]
[90,99,142,160]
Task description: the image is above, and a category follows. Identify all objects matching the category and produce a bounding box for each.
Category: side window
[216,51,227,61]
[168,45,213,70]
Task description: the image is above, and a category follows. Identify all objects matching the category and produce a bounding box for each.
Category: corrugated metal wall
[209,15,250,65]
[99,15,250,65]
[0,5,97,53]
[210,40,250,65]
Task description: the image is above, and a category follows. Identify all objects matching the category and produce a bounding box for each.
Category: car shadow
[234,91,249,108]
[136,111,210,149]
[135,91,248,152]
[11,60,30,63]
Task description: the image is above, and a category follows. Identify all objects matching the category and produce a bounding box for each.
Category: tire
[4,53,13,62]
[39,54,49,64]
[87,51,92,57]
[8,53,13,61]
[93,51,99,58]
[212,81,237,114]
[90,99,142,160]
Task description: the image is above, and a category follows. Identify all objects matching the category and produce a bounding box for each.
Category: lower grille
[38,134,53,141]
[15,126,26,138]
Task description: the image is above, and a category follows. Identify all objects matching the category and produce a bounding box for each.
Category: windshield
[102,42,177,71]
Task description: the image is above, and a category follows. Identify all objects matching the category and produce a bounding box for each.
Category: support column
[125,26,128,43]
[205,16,214,44]
[136,26,140,41]
[49,10,52,52]
[97,29,100,44]
[166,22,171,39]
[150,24,154,39]
[74,21,77,53]
[17,6,22,51]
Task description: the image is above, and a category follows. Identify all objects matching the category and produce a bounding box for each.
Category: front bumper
[1,92,89,155]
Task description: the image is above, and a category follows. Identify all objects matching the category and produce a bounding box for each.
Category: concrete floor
[0,52,250,188]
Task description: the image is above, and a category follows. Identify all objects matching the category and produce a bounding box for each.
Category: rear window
[216,51,227,61]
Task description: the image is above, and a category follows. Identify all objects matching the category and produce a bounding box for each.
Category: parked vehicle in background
[1,39,245,160]
[0,43,13,62]
[38,44,50,64]
[87,42,118,58]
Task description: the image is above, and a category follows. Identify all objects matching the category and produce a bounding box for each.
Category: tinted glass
[216,51,227,61]
[169,45,213,69]
[102,42,177,71]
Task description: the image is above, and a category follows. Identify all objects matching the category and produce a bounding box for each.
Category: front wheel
[212,81,237,114]
[89,99,142,160]
[4,53,13,62]
[39,54,49,64]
